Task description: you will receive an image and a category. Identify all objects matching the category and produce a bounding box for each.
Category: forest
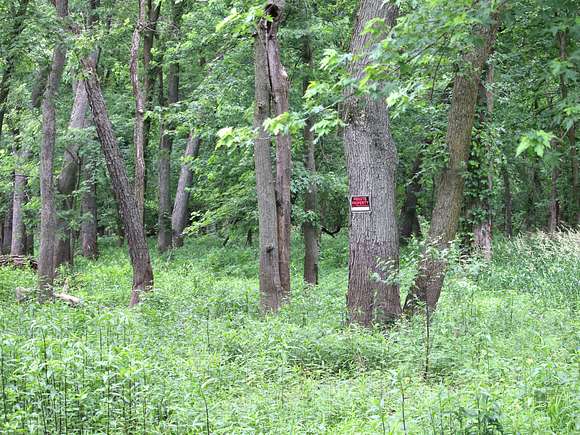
[0,0,578,433]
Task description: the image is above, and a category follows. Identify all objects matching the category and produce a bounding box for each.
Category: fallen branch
[0,255,38,270]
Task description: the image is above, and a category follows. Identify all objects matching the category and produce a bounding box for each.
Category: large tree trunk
[343,0,400,327]
[0,0,30,140]
[82,58,154,307]
[157,0,183,253]
[130,0,147,224]
[399,154,422,243]
[302,36,319,286]
[171,135,200,247]
[404,10,498,314]
[80,158,98,259]
[254,4,284,312]
[11,137,30,256]
[38,0,68,302]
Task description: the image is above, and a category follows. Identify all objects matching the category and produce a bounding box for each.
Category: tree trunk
[502,164,512,237]
[130,0,147,224]
[302,36,319,286]
[404,10,498,314]
[399,154,422,243]
[11,144,29,255]
[82,58,153,307]
[343,0,400,327]
[1,195,13,255]
[254,6,284,312]
[158,0,183,253]
[81,158,98,259]
[548,158,560,232]
[38,0,68,302]
[473,63,495,261]
[171,134,200,247]
[0,0,30,140]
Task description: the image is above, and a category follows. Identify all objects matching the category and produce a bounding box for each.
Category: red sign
[350,195,371,213]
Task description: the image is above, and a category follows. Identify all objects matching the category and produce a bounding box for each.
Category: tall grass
[0,231,578,433]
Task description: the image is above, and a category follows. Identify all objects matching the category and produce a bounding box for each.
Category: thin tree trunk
[171,134,200,247]
[254,7,284,312]
[82,58,154,307]
[400,154,422,243]
[81,158,99,259]
[158,0,183,253]
[548,157,560,232]
[404,9,499,314]
[502,164,512,237]
[130,0,147,224]
[38,0,68,302]
[11,143,29,255]
[0,0,30,139]
[1,194,13,254]
[302,35,319,286]
[343,0,400,327]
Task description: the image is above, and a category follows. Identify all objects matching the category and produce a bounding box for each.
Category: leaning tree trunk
[254,5,284,312]
[171,135,200,247]
[11,145,31,256]
[302,35,319,286]
[343,0,400,327]
[130,0,147,224]
[80,158,99,259]
[82,58,153,307]
[404,10,499,314]
[158,0,183,253]
[38,0,68,302]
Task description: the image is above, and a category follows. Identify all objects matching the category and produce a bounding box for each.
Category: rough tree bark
[254,1,285,312]
[399,154,422,243]
[82,58,154,306]
[171,134,200,247]
[38,0,68,302]
[404,10,499,314]
[158,0,183,252]
[302,35,319,286]
[342,0,400,327]
[130,0,147,224]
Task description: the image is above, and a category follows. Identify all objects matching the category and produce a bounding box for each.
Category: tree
[82,58,154,306]
[38,0,69,302]
[158,0,184,253]
[343,0,400,327]
[253,0,292,312]
[404,7,499,314]
[171,134,200,247]
[302,35,319,286]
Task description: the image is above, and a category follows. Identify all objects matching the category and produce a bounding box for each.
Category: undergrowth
[0,231,578,433]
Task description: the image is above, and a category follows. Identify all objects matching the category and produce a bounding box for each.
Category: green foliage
[0,233,578,433]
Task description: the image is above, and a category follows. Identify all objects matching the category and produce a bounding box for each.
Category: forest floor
[0,231,578,434]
